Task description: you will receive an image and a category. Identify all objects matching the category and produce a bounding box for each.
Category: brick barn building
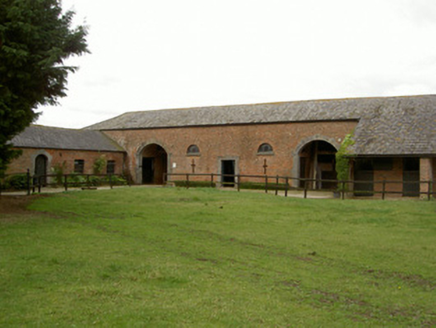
[7,95,436,196]
[8,125,126,178]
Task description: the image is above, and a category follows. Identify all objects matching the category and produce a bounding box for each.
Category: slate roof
[349,96,436,156]
[87,95,436,156]
[11,125,125,152]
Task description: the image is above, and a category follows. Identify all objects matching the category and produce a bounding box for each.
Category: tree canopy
[0,0,89,174]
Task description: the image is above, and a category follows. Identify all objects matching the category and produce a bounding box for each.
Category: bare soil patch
[0,195,48,221]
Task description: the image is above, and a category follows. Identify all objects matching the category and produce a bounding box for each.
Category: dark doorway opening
[299,140,337,189]
[221,160,235,187]
[403,158,419,197]
[35,154,47,185]
[353,158,374,196]
[142,158,154,184]
[141,144,168,184]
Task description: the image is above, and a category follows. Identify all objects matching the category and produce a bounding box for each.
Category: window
[74,159,84,173]
[107,160,115,174]
[257,143,273,154]
[187,144,200,155]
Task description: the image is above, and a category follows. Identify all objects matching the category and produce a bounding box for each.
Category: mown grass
[1,187,435,327]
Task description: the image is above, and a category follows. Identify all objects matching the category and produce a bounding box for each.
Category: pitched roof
[350,96,436,156]
[86,98,364,130]
[11,125,125,152]
[87,95,436,156]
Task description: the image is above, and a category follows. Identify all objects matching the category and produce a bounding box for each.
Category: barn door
[354,159,374,196]
[142,157,155,184]
[221,160,235,187]
[35,155,47,185]
[403,158,419,197]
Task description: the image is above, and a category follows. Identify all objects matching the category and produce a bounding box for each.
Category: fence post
[265,176,268,193]
[86,174,90,187]
[186,174,189,189]
[211,173,214,188]
[38,176,41,193]
[237,174,240,192]
[64,174,68,191]
[382,180,386,200]
[275,175,279,196]
[26,169,31,196]
[428,181,432,201]
[304,180,308,199]
[109,174,113,189]
[341,181,345,200]
[285,177,288,197]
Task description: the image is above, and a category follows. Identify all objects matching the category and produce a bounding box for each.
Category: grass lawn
[1,187,435,327]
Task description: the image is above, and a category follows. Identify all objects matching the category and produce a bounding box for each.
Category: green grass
[1,188,436,327]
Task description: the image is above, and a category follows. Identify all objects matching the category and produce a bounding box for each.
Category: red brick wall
[102,121,358,184]
[433,159,436,193]
[373,158,403,194]
[6,148,125,176]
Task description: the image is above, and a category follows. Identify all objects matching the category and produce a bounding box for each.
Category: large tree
[0,0,89,174]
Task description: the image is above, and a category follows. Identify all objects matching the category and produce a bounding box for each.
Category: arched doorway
[35,154,48,185]
[140,144,168,184]
[299,140,337,190]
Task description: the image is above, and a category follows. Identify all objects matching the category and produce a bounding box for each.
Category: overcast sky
[36,0,436,129]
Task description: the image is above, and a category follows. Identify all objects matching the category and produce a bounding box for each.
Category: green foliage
[335,133,355,190]
[110,175,127,185]
[1,188,436,326]
[0,0,89,173]
[88,175,103,186]
[3,173,28,190]
[68,173,86,187]
[50,161,66,185]
[93,155,107,174]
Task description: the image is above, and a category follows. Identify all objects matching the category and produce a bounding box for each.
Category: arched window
[257,143,273,154]
[187,144,200,155]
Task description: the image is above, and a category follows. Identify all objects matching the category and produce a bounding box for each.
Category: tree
[335,133,354,191]
[0,0,89,175]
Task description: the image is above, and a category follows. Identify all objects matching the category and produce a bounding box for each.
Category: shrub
[93,156,107,174]
[69,174,86,187]
[51,162,66,185]
[110,175,128,185]
[6,174,28,190]
[89,176,103,186]
[335,133,355,191]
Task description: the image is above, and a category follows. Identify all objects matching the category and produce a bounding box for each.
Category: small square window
[107,160,115,174]
[74,159,84,173]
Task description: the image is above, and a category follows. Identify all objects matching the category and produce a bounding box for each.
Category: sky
[36,0,436,129]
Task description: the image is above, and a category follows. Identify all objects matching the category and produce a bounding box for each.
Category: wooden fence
[165,172,435,201]
[0,170,130,195]
[1,171,434,201]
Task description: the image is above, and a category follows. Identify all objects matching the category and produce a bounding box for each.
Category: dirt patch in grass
[0,195,49,221]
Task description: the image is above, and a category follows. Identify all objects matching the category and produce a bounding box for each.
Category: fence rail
[0,170,130,195]
[165,172,435,201]
[2,171,434,201]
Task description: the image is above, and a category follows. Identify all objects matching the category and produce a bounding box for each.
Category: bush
[51,162,66,185]
[110,175,128,185]
[5,174,28,190]
[335,133,355,191]
[93,156,107,174]
[89,176,103,186]
[68,174,86,187]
